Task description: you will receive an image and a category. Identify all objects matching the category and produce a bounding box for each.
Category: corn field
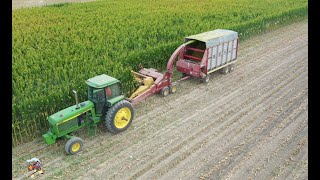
[12,0,308,147]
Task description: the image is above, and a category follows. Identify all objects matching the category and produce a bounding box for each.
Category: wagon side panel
[222,42,228,65]
[217,44,223,66]
[207,46,218,71]
[227,41,233,62]
[207,48,212,71]
[232,39,238,61]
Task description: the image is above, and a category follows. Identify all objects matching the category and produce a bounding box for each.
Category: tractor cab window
[106,83,121,99]
[88,86,106,115]
[88,87,105,102]
[93,89,105,101]
[88,83,121,102]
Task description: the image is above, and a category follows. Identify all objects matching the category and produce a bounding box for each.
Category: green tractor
[42,74,134,155]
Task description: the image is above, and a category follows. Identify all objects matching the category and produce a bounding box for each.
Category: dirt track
[12,20,308,179]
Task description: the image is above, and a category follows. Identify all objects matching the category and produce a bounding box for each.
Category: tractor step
[87,124,97,136]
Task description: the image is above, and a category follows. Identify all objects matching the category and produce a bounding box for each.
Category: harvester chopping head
[129,70,155,100]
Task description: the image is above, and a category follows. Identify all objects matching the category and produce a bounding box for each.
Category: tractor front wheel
[105,100,134,134]
[65,137,84,155]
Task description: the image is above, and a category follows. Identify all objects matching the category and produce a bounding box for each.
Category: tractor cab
[86,74,124,115]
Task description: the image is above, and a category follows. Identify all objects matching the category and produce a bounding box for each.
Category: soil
[12,20,308,179]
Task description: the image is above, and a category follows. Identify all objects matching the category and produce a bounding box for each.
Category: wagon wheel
[201,75,210,83]
[160,86,170,97]
[169,83,177,93]
[105,100,134,134]
[229,64,235,72]
[221,66,230,74]
[65,137,84,155]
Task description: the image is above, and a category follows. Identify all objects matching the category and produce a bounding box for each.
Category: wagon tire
[229,64,235,72]
[169,83,177,93]
[221,66,230,74]
[201,75,210,83]
[65,137,84,155]
[105,100,134,134]
[161,86,170,97]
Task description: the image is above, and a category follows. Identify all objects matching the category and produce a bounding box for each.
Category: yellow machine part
[129,71,154,99]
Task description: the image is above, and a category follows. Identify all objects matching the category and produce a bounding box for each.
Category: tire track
[226,99,308,179]
[158,67,307,180]
[158,63,307,180]
[223,100,308,180]
[198,91,308,179]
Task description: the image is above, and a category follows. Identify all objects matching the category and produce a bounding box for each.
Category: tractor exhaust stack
[72,90,80,109]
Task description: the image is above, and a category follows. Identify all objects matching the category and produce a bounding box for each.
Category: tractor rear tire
[160,86,170,97]
[169,83,177,93]
[105,100,134,134]
[65,137,84,155]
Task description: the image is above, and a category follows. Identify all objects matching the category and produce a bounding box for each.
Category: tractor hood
[48,100,94,125]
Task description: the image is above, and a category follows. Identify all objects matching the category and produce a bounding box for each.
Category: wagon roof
[185,29,238,48]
